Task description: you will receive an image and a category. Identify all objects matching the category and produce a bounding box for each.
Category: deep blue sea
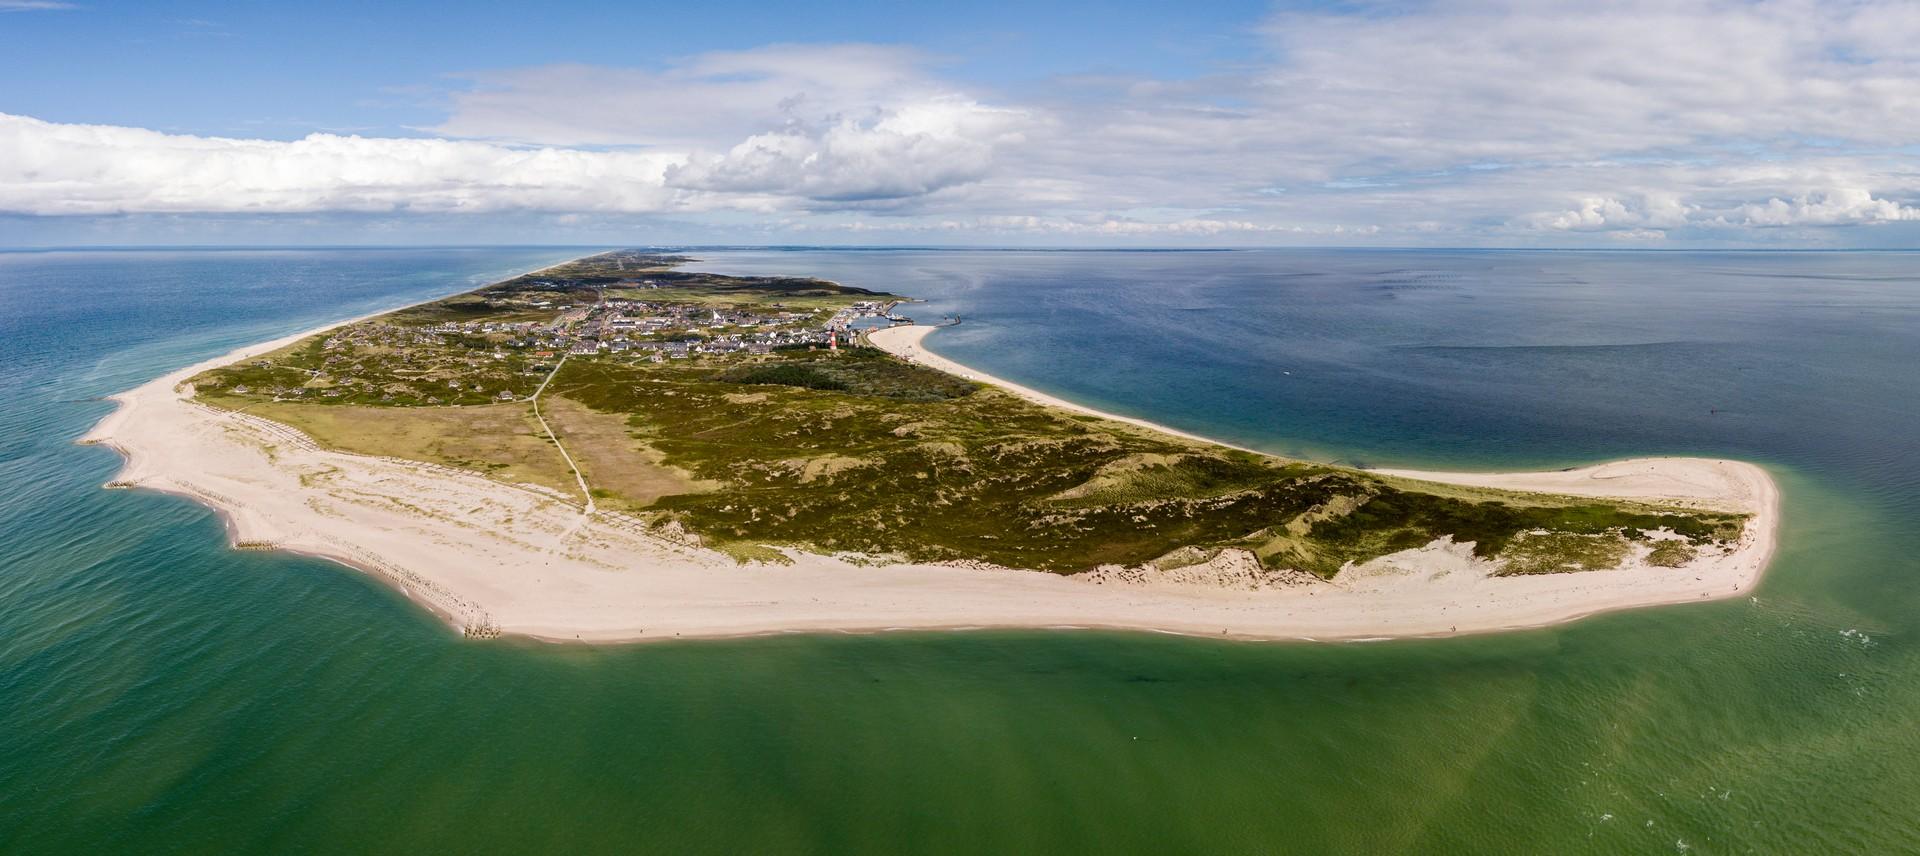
[4,246,1919,853]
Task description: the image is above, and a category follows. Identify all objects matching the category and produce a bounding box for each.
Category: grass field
[539,396,714,510]
[207,396,578,494]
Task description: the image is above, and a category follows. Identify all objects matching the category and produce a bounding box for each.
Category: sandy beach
[81,319,1779,644]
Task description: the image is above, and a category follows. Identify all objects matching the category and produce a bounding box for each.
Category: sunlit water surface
[3,247,1917,853]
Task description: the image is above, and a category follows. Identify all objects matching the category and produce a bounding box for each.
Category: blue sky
[1,0,1271,138]
[5,0,1920,247]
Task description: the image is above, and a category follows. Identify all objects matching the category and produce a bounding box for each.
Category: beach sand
[80,321,1779,644]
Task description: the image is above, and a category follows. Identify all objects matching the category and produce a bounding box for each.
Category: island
[82,251,1779,642]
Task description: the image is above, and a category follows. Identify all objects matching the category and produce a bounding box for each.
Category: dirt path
[530,355,596,551]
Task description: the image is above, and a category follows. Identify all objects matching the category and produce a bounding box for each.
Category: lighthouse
[829,329,838,352]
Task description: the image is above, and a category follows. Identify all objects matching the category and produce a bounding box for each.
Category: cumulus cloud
[1520,193,1697,232]
[1606,229,1669,242]
[433,44,955,148]
[434,44,1036,205]
[0,114,687,215]
[960,217,1378,237]
[1733,188,1920,226]
[986,0,1920,239]
[14,5,1920,243]
[0,44,1036,217]
[1519,183,1920,234]
[0,101,1027,215]
[666,98,1030,202]
[802,215,1379,238]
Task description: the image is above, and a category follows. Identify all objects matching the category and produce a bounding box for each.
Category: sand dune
[80,322,1778,643]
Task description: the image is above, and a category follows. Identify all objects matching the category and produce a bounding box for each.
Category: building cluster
[826,300,911,332]
[409,296,911,362]
[280,294,912,404]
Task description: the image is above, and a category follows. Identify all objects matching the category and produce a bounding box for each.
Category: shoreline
[865,325,1264,453]
[83,298,1780,646]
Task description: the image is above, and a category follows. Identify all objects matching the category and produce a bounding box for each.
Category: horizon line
[7,243,1920,254]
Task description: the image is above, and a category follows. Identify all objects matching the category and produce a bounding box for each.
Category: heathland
[187,251,1748,579]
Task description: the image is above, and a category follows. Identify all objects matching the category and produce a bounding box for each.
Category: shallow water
[3,247,1917,852]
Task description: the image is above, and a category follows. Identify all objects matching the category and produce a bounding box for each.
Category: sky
[5,0,1920,248]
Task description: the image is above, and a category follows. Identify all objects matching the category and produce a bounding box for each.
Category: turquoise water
[3,247,1918,852]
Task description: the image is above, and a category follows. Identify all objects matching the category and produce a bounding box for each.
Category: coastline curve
[82,305,1781,644]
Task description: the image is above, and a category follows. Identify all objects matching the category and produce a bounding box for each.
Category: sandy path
[81,319,1780,644]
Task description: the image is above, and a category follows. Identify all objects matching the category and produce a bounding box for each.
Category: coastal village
[209,254,915,408]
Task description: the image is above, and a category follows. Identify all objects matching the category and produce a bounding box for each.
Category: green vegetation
[1646,539,1699,568]
[191,250,1749,578]
[1496,532,1633,576]
[538,396,715,510]
[716,349,978,401]
[205,397,579,494]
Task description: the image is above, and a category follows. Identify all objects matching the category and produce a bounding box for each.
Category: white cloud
[433,44,949,148]
[1251,0,1920,167]
[1520,193,1698,232]
[0,44,1037,217]
[0,114,687,215]
[804,215,1377,238]
[1518,182,1920,234]
[975,217,1378,237]
[666,98,1030,202]
[1733,188,1920,226]
[0,1,77,11]
[978,0,1920,239]
[13,6,1920,244]
[0,98,1028,215]
[1527,197,1644,232]
[1606,229,1669,242]
[434,45,1036,205]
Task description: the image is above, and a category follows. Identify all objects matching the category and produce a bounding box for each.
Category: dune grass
[190,249,1749,577]
[205,396,577,495]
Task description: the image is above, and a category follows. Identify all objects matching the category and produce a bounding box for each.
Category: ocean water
[3,246,1918,853]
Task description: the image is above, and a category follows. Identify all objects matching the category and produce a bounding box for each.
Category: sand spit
[81,320,1778,644]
